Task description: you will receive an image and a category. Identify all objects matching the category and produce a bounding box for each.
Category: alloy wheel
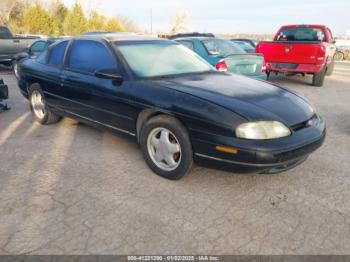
[30,90,46,119]
[147,127,182,171]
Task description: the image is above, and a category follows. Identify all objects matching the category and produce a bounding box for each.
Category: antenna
[150,8,153,34]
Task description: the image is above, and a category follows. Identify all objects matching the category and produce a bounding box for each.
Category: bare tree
[169,9,191,34]
[117,15,140,32]
[0,0,20,24]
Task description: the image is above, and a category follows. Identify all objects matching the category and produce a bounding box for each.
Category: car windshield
[232,41,255,51]
[202,39,246,56]
[276,27,325,42]
[115,40,213,78]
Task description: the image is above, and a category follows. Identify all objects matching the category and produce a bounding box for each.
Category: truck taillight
[261,56,266,73]
[216,60,228,72]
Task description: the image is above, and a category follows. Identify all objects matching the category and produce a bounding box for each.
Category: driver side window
[67,40,118,74]
[30,41,47,55]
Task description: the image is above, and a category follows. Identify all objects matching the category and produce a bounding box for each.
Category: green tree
[87,10,106,32]
[22,3,56,35]
[7,0,28,34]
[63,2,87,35]
[50,0,68,35]
[104,18,125,32]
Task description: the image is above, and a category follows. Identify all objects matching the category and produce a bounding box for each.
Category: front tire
[140,115,193,180]
[12,60,19,79]
[29,84,61,125]
[312,66,326,87]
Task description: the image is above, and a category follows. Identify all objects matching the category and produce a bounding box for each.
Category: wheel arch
[135,108,190,143]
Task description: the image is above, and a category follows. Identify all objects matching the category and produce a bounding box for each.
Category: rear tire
[312,66,326,87]
[139,115,193,180]
[29,84,61,125]
[326,59,335,76]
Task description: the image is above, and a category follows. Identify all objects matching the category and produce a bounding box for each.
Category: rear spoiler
[224,53,263,59]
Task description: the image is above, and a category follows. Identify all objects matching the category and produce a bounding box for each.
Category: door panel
[61,70,138,132]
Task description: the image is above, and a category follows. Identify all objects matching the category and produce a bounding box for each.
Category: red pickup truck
[256,25,336,86]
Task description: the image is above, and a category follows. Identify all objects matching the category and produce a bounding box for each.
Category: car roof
[75,33,160,42]
[174,36,216,41]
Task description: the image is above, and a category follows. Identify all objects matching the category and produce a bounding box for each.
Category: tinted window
[68,40,117,73]
[31,41,47,54]
[232,41,255,52]
[0,26,12,38]
[177,40,194,51]
[48,41,68,66]
[276,27,325,42]
[202,39,245,56]
[116,41,212,78]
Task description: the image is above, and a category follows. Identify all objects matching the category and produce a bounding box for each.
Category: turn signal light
[215,146,238,154]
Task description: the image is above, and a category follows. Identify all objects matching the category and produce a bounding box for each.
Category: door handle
[13,39,20,43]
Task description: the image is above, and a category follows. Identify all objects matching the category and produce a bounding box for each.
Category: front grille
[271,63,298,69]
[291,115,318,132]
[274,131,326,162]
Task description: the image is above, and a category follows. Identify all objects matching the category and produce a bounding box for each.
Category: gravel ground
[0,62,349,255]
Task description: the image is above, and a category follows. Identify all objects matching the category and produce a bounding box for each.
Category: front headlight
[236,121,291,140]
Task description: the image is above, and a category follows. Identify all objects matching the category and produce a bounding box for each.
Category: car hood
[152,72,314,126]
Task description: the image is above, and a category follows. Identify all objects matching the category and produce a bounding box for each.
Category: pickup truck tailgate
[256,42,322,64]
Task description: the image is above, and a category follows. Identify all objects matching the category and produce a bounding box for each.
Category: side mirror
[95,70,124,84]
[15,52,30,61]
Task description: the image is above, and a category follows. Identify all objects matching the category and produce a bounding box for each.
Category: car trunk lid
[224,54,264,76]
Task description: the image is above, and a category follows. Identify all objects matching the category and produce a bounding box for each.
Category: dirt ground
[0,62,349,255]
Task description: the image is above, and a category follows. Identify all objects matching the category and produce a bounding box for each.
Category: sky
[62,0,350,36]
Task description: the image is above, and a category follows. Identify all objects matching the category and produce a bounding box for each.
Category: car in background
[256,24,336,86]
[12,38,60,79]
[81,31,112,36]
[0,25,39,66]
[231,40,255,53]
[231,38,258,48]
[174,37,266,79]
[168,32,214,40]
[17,35,325,180]
[334,46,349,61]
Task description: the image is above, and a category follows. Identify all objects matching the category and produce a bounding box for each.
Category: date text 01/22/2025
[127,255,220,261]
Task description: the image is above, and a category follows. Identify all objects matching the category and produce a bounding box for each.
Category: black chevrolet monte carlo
[17,34,326,180]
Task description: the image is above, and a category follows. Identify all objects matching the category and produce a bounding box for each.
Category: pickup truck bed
[0,26,39,66]
[256,25,336,86]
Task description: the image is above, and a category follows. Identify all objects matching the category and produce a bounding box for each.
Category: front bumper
[192,115,326,173]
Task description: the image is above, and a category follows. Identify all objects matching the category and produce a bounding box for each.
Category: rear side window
[48,41,68,66]
[0,26,12,38]
[276,27,325,42]
[177,41,195,51]
[202,39,245,56]
[67,40,117,73]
